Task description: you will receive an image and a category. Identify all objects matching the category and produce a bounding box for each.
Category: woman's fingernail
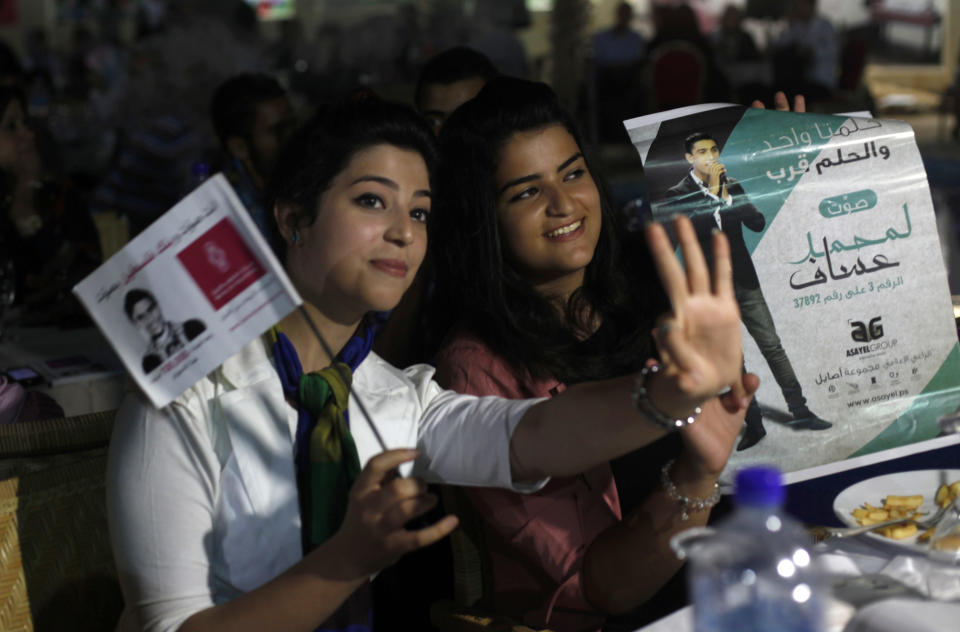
[741,397,751,409]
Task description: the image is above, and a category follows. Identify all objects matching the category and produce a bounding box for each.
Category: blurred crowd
[589,0,875,142]
[1,2,957,629]
[0,0,914,318]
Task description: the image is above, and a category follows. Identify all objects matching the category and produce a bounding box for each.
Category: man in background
[591,2,646,143]
[210,73,295,240]
[414,47,498,135]
[773,0,838,103]
[375,48,500,369]
[592,1,646,68]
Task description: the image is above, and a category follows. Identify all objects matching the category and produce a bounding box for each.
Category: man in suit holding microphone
[662,132,830,450]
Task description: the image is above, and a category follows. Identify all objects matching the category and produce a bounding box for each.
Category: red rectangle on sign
[177,218,266,310]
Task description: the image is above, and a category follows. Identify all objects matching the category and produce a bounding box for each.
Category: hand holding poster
[625,105,960,481]
[74,174,301,409]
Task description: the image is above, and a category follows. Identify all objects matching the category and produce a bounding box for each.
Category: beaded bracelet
[660,458,721,521]
[631,362,701,432]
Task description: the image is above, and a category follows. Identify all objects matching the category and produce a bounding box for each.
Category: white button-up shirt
[108,338,545,632]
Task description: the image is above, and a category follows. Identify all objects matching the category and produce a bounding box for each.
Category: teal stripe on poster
[721,109,849,254]
[851,344,960,456]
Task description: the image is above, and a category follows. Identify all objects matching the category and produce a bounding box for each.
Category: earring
[291,229,302,246]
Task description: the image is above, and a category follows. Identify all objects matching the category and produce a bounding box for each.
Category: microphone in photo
[719,172,728,188]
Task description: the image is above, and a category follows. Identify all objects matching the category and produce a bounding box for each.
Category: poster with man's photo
[74,174,301,408]
[624,104,960,481]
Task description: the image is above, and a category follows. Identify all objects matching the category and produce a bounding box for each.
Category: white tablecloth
[0,325,126,416]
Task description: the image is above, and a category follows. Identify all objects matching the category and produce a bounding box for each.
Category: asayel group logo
[850,316,884,343]
[846,316,897,357]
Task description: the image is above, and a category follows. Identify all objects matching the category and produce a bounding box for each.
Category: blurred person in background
[90,0,267,236]
[0,87,99,307]
[772,0,838,104]
[0,39,24,89]
[211,73,295,241]
[646,3,730,106]
[377,48,499,366]
[370,49,502,622]
[710,4,759,65]
[710,5,767,107]
[591,1,647,142]
[950,50,960,141]
[135,0,169,39]
[592,1,646,67]
[414,46,499,136]
[24,28,63,94]
[466,0,529,79]
[372,48,499,365]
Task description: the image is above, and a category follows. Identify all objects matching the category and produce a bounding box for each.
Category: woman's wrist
[671,448,723,487]
[637,362,706,429]
[660,457,721,521]
[315,531,373,584]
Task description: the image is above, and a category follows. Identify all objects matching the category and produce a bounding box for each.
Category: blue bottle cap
[192,161,211,178]
[735,466,785,507]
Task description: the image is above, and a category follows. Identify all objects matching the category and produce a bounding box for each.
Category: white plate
[832,469,960,553]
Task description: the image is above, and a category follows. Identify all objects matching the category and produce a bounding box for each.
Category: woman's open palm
[645,216,745,403]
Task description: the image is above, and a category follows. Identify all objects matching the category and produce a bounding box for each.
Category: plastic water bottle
[685,466,826,632]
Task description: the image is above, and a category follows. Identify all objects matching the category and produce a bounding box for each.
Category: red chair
[838,36,868,93]
[648,41,707,111]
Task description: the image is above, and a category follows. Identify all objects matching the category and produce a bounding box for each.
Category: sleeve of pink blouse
[433,334,614,627]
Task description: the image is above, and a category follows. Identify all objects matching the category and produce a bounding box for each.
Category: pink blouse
[434,330,620,632]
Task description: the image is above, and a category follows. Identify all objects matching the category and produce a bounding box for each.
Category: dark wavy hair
[0,86,24,119]
[414,46,499,110]
[430,77,668,384]
[210,72,286,146]
[0,87,29,198]
[683,131,716,154]
[265,93,438,260]
[123,288,157,320]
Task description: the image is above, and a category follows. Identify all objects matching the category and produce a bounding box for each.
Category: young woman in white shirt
[107,94,754,632]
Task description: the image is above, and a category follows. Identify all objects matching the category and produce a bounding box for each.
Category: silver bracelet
[631,362,701,432]
[660,458,721,521]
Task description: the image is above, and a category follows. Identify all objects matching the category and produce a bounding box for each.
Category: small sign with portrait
[74,174,301,408]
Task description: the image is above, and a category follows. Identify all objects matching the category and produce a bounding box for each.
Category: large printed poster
[625,105,960,480]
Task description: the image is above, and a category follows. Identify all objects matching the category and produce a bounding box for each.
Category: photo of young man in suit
[660,131,831,450]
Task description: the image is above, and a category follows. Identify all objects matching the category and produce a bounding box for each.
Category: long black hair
[0,87,27,194]
[265,93,438,261]
[430,77,669,384]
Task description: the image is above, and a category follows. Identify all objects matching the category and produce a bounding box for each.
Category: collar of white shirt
[689,170,732,229]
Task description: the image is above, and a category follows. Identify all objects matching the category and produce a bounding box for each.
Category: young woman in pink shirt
[430,77,765,631]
